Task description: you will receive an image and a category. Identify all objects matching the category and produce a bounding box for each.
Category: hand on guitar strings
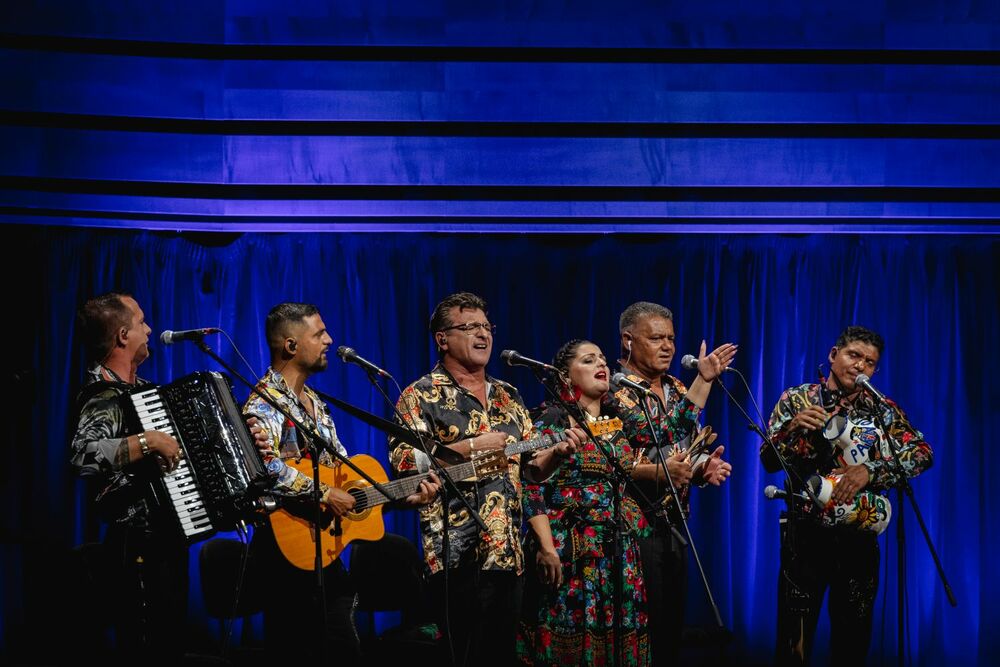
[555,426,586,458]
[322,487,357,517]
[403,471,442,507]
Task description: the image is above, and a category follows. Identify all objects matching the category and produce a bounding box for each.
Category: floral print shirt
[604,370,701,526]
[524,402,651,561]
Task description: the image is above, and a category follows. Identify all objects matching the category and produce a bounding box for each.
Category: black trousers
[102,523,189,666]
[250,524,361,665]
[429,564,523,667]
[775,518,880,666]
[638,526,688,667]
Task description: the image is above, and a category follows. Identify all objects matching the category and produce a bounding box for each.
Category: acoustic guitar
[270,418,621,570]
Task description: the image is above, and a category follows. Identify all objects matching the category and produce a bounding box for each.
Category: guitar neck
[503,431,561,457]
[358,470,439,509]
[357,433,562,508]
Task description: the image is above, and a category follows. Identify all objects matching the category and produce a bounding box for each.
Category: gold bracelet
[137,433,151,457]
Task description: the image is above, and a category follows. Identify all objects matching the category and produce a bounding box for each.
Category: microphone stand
[529,368,666,667]
[716,368,824,513]
[320,367,487,666]
[714,365,829,659]
[627,384,725,630]
[191,338,394,660]
[862,391,956,667]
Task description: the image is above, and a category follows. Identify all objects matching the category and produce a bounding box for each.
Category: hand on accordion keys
[141,430,182,472]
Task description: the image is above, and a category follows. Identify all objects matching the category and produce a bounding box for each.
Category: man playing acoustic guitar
[389,292,584,667]
[243,302,440,663]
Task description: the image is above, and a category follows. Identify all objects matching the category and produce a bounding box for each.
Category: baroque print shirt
[389,363,533,575]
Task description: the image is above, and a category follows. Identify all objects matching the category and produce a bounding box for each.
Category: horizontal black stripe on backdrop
[4,33,1000,65]
[3,207,995,228]
[3,112,999,139]
[4,177,1000,203]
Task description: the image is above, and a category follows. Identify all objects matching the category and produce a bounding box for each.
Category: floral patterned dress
[516,402,652,667]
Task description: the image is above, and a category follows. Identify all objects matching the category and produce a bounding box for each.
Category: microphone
[854,373,887,403]
[681,353,734,373]
[159,328,221,345]
[763,485,811,502]
[611,372,653,396]
[500,350,558,373]
[337,346,391,378]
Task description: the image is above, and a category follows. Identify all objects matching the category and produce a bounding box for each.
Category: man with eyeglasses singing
[389,291,580,667]
[762,326,933,666]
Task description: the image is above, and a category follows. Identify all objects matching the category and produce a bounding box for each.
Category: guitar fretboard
[353,430,564,509]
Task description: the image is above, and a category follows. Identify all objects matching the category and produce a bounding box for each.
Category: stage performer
[70,292,188,665]
[389,291,582,667]
[762,325,932,665]
[243,302,439,663]
[608,301,736,666]
[517,339,650,666]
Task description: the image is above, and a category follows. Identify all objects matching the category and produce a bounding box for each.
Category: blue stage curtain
[3,227,997,664]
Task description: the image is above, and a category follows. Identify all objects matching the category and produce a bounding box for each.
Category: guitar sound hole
[348,487,367,511]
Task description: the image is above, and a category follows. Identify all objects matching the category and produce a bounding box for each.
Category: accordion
[124,371,272,542]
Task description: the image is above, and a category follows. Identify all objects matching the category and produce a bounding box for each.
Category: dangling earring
[556,372,582,403]
[559,384,582,403]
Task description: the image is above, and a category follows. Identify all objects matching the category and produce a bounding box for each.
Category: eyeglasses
[439,322,496,335]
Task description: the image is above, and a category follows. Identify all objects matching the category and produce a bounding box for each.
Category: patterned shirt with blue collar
[242,367,348,499]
